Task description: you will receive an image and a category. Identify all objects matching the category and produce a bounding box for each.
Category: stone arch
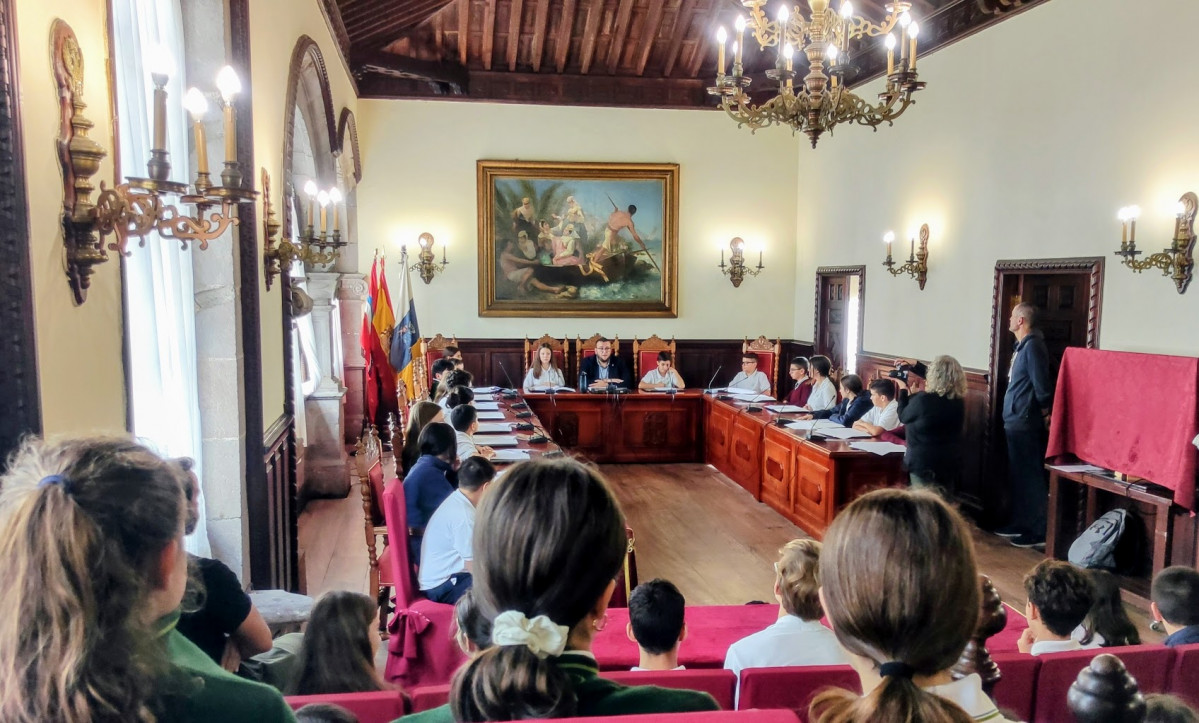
[281,35,338,241]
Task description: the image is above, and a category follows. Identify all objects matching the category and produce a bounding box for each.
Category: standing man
[998,302,1055,549]
[579,337,631,390]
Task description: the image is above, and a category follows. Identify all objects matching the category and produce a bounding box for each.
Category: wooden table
[523,390,704,463]
[474,392,562,464]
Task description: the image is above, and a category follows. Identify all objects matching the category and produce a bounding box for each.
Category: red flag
[361,255,399,429]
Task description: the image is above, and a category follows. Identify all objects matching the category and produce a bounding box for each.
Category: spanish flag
[389,246,422,401]
[361,254,398,428]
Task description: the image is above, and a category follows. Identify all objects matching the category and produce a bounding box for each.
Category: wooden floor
[299,462,1157,640]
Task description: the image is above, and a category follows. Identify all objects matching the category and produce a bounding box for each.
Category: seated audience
[419,457,496,604]
[799,374,871,427]
[451,405,496,462]
[0,437,292,722]
[803,355,838,411]
[785,357,814,406]
[1145,694,1199,723]
[295,704,360,723]
[454,589,491,656]
[1151,565,1199,647]
[1018,559,1095,655]
[852,379,901,435]
[289,591,387,696]
[639,352,685,391]
[403,422,459,561]
[524,342,566,391]
[403,458,719,722]
[626,579,688,671]
[441,385,475,412]
[811,488,1015,723]
[435,369,473,405]
[428,358,455,402]
[896,354,967,490]
[175,458,273,670]
[725,539,850,703]
[400,401,446,477]
[580,337,632,390]
[1075,569,1140,648]
[728,352,772,394]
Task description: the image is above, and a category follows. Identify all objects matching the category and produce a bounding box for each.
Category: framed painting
[477,160,679,318]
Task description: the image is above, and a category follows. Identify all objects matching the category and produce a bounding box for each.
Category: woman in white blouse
[803,355,838,411]
[522,343,565,392]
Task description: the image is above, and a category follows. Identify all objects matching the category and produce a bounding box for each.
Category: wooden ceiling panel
[344,0,1054,108]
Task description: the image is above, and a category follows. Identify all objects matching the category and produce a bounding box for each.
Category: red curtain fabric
[1046,348,1199,509]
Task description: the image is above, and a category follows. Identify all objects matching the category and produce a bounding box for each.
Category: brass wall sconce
[261,173,350,290]
[883,224,930,290]
[52,19,255,304]
[410,232,448,284]
[1115,193,1195,294]
[719,236,763,287]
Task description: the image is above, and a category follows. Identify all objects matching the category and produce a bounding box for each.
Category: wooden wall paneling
[619,396,702,462]
[760,425,796,519]
[263,414,299,592]
[727,412,765,499]
[793,441,834,537]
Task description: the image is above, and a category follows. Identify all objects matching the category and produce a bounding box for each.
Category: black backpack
[1067,509,1129,570]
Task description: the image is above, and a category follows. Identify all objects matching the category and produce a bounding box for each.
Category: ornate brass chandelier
[709,0,926,148]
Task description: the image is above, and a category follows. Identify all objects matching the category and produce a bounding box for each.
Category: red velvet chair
[1168,643,1199,709]
[381,478,467,689]
[285,691,407,723]
[632,335,678,380]
[421,333,459,394]
[737,664,860,712]
[1031,646,1174,723]
[743,336,781,396]
[524,334,569,376]
[988,652,1041,723]
[603,669,737,710]
[571,711,800,723]
[409,683,452,713]
[354,427,392,635]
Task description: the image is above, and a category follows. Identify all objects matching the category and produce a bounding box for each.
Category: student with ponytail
[0,437,294,723]
[811,488,1017,723]
[401,458,718,722]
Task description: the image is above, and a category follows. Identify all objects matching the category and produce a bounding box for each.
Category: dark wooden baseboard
[260,414,299,591]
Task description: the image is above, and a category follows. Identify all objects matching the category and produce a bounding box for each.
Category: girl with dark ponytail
[402,458,718,722]
[811,488,1017,723]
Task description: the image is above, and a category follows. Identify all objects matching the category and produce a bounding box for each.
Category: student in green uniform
[399,458,718,722]
[0,436,295,723]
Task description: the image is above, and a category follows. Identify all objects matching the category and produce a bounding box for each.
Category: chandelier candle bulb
[735,16,746,64]
[215,66,242,165]
[148,45,173,155]
[908,23,919,70]
[885,33,896,74]
[304,180,318,228]
[784,43,794,72]
[329,187,343,232]
[884,231,895,263]
[183,88,209,175]
[716,27,727,76]
[1176,201,1186,238]
[317,190,330,234]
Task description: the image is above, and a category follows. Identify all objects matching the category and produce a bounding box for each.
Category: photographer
[893,355,967,490]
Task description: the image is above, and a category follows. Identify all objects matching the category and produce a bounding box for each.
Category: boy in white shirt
[626,579,688,671]
[727,353,771,394]
[1017,559,1095,656]
[639,351,686,391]
[852,379,901,435]
[419,457,496,604]
[450,405,495,462]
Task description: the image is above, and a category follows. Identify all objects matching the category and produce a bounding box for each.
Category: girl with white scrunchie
[398,458,719,722]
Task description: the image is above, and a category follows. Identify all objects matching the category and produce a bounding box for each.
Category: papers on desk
[475,422,513,434]
[718,387,773,398]
[474,435,519,447]
[474,402,501,411]
[783,420,818,430]
[849,441,907,456]
[472,386,501,393]
[816,427,873,440]
[476,411,505,420]
[765,404,804,413]
[491,449,531,463]
[1048,463,1106,474]
[474,394,495,401]
[647,387,684,393]
[529,386,575,393]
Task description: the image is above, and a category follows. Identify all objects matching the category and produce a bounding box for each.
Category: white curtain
[113,0,210,556]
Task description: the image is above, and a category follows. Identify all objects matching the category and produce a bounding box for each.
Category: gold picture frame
[477,160,679,318]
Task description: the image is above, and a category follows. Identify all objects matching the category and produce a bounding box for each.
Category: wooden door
[815,267,864,377]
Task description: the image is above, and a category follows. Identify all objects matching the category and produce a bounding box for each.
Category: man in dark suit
[579,337,631,390]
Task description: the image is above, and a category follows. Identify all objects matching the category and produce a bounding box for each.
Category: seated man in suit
[419,456,496,604]
[580,337,632,390]
[727,353,772,394]
[852,379,902,435]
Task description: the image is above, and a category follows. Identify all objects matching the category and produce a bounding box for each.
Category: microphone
[704,365,725,394]
[498,360,519,396]
[806,418,824,441]
[744,391,770,413]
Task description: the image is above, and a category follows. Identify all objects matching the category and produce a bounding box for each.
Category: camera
[888,363,912,381]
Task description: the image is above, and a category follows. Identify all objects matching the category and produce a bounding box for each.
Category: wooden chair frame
[419,333,459,396]
[354,426,392,634]
[523,334,569,376]
[631,335,677,379]
[743,336,782,391]
[576,333,622,376]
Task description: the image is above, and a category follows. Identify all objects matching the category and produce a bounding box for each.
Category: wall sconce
[883,224,930,290]
[1115,193,1195,294]
[52,19,255,304]
[719,236,763,287]
[261,172,350,290]
[410,232,448,284]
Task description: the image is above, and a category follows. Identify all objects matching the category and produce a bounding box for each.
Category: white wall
[356,100,799,340]
[793,0,1199,369]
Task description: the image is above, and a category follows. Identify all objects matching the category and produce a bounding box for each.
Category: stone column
[301,271,348,499]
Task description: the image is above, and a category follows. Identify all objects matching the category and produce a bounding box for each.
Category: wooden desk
[523,390,704,464]
[475,393,562,464]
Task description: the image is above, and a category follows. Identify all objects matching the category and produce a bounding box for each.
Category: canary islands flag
[390,247,421,400]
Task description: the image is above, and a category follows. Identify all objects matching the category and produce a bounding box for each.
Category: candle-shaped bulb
[183,88,208,121]
[899,10,912,27]
[840,0,854,18]
[885,33,897,50]
[317,190,330,208]
[784,43,794,60]
[148,44,175,81]
[884,231,895,244]
[908,21,919,39]
[329,186,343,233]
[1128,205,1141,220]
[908,227,917,241]
[304,180,318,198]
[716,26,728,44]
[1117,207,1128,222]
[215,65,242,103]
[777,5,789,23]
[329,187,343,205]
[735,15,747,32]
[827,45,838,63]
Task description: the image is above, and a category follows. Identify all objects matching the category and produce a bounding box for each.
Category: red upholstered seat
[571,711,800,723]
[737,665,860,712]
[381,478,466,689]
[603,669,737,711]
[285,691,408,722]
[743,337,782,394]
[529,348,567,371]
[1168,643,1199,709]
[989,652,1040,723]
[524,334,570,376]
[409,683,452,713]
[1031,645,1174,723]
[631,335,678,379]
